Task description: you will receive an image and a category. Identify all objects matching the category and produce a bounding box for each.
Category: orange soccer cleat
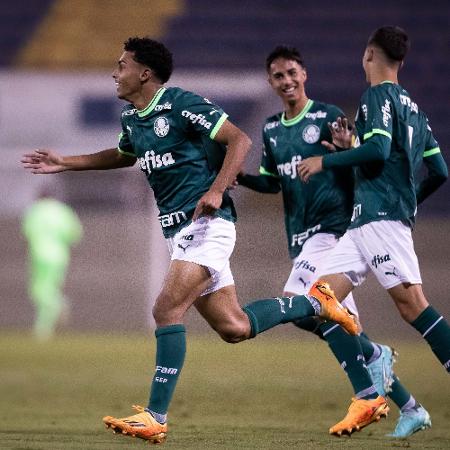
[308,281,360,335]
[103,405,167,444]
[329,396,389,437]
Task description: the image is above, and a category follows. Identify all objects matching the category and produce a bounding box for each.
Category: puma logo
[298,277,308,289]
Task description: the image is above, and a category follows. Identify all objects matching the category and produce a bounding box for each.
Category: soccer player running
[238,45,431,438]
[298,26,449,436]
[22,37,358,443]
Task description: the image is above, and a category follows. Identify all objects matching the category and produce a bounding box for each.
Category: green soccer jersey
[261,100,354,259]
[351,82,440,228]
[118,87,236,237]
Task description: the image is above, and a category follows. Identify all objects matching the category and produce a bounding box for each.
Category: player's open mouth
[283,86,296,94]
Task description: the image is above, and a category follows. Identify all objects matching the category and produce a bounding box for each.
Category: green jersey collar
[281,99,313,126]
[137,87,166,118]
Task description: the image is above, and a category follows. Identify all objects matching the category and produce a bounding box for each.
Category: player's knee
[152,302,167,326]
[217,321,249,344]
[390,285,429,323]
[152,293,182,326]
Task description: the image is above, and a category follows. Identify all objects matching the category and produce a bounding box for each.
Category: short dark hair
[266,45,305,72]
[367,26,410,62]
[124,37,173,83]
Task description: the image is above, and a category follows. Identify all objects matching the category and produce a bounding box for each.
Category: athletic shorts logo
[294,259,316,273]
[154,116,170,137]
[302,124,320,144]
[371,253,391,268]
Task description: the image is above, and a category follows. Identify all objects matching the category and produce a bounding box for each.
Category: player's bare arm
[22,148,136,174]
[193,120,251,219]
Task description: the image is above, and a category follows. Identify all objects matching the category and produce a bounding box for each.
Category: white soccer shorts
[167,216,235,296]
[322,220,422,290]
[283,232,358,317]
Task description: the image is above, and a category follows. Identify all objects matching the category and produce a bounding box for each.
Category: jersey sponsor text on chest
[138,150,175,175]
[277,155,302,179]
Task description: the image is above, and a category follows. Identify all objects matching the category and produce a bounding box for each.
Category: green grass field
[1,332,449,449]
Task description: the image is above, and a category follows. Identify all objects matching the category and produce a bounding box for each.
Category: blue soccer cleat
[387,405,431,438]
[367,344,396,396]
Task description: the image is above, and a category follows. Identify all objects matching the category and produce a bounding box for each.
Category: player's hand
[21,149,65,174]
[228,171,244,190]
[178,216,210,247]
[297,156,323,183]
[328,117,353,149]
[228,178,239,190]
[192,189,223,220]
[321,140,337,152]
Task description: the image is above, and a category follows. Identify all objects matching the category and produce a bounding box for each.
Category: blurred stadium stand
[0,1,448,334]
[0,0,54,66]
[3,0,448,211]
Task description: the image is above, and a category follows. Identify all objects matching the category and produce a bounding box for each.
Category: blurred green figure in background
[22,189,82,340]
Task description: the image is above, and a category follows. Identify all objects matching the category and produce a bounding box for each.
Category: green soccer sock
[357,333,379,362]
[319,322,378,399]
[411,306,450,373]
[388,375,414,410]
[358,333,416,408]
[243,295,318,337]
[148,324,186,417]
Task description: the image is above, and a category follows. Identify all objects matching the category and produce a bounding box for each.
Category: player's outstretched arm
[21,148,136,174]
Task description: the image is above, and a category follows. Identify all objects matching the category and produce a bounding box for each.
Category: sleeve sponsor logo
[181,110,212,130]
[264,120,280,132]
[209,108,221,116]
[361,104,368,121]
[381,99,391,127]
[122,108,137,117]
